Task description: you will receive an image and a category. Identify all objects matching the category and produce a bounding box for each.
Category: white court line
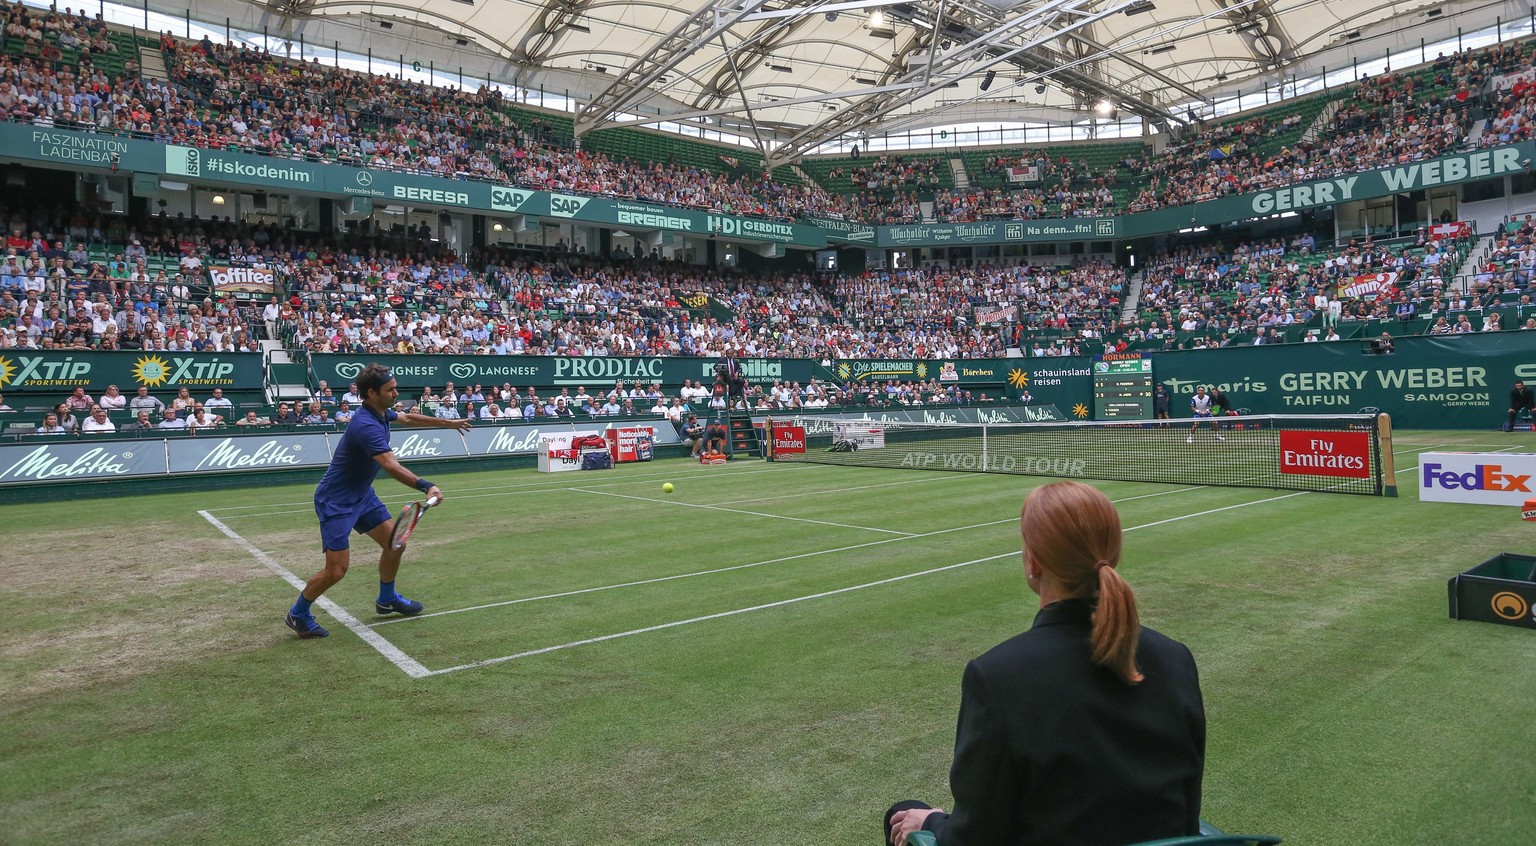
[198,509,431,678]
[422,552,1020,676]
[712,474,962,505]
[421,486,1318,676]
[206,463,817,515]
[570,487,917,535]
[216,465,817,520]
[372,483,1215,627]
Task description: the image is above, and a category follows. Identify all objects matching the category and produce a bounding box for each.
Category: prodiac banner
[0,351,264,393]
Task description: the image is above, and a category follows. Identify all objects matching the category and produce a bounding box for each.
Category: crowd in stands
[1129,224,1485,349]
[4,0,1533,228]
[0,204,280,351]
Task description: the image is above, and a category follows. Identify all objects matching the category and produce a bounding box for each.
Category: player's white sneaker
[1186,436,1194,444]
[1215,434,1225,441]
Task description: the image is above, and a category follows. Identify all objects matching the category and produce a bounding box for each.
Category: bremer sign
[1278,430,1371,479]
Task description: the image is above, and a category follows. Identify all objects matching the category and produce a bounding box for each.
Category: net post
[982,423,988,470]
[1379,412,1397,497]
[765,417,775,462]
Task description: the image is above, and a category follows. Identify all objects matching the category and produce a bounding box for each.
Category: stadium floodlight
[768,62,794,73]
[1145,44,1176,55]
[566,23,591,33]
[1095,99,1114,114]
[1124,1,1156,16]
[867,10,896,38]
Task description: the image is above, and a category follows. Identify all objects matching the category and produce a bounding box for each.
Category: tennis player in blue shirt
[286,363,473,639]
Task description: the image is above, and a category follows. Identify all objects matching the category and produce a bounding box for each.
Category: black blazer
[925,598,1205,846]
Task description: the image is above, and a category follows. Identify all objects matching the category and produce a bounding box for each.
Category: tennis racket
[389,495,440,550]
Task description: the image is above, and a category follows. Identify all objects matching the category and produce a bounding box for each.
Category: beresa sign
[1278,430,1371,478]
[771,424,806,455]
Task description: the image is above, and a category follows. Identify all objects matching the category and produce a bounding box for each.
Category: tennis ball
[662,483,674,493]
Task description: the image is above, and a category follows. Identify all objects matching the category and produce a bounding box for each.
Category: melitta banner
[165,434,331,473]
[0,351,263,392]
[309,354,818,389]
[0,419,683,487]
[0,439,167,483]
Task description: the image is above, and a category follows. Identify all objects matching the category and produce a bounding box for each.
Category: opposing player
[285,363,473,639]
[1187,385,1224,444]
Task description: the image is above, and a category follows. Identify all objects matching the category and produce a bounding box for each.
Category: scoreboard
[1093,355,1154,419]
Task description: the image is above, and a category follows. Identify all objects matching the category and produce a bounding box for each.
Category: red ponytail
[1021,481,1143,685]
[1092,563,1143,685]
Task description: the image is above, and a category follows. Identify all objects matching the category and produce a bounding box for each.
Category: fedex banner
[1278,430,1372,479]
[1420,452,1536,506]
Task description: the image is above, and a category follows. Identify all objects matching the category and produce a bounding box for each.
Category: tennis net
[769,413,1396,496]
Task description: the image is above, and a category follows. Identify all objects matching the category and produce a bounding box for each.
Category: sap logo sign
[1422,463,1531,492]
[549,195,590,218]
[491,187,531,212]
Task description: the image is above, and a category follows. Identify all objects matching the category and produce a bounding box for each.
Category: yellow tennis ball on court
[662,482,674,494]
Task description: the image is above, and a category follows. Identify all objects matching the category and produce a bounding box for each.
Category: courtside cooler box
[1448,553,1536,630]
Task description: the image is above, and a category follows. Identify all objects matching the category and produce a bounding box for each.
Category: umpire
[1507,380,1535,431]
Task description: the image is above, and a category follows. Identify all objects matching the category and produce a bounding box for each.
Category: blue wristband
[415,478,435,493]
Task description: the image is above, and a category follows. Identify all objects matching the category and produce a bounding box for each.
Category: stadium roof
[192,0,1520,163]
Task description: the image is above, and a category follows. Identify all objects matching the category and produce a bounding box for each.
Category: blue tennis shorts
[315,491,391,551]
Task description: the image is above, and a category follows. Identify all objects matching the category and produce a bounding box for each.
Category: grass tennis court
[4,429,1536,845]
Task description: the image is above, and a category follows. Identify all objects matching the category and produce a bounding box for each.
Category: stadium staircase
[1299,98,1345,146]
[263,342,313,404]
[948,157,970,189]
[1121,266,1149,323]
[138,46,168,82]
[789,164,821,190]
[726,408,761,458]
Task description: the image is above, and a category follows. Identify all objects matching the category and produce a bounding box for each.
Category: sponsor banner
[5,124,1532,250]
[974,303,1018,325]
[0,439,166,483]
[166,434,331,473]
[1278,430,1372,478]
[1419,452,1536,506]
[1006,165,1041,184]
[770,424,806,455]
[801,216,877,245]
[881,217,1118,246]
[389,429,471,461]
[1338,271,1398,300]
[1149,332,1536,429]
[833,422,885,450]
[607,426,656,463]
[4,124,1536,251]
[206,264,277,295]
[830,360,929,382]
[0,351,262,392]
[1493,68,1536,91]
[311,354,816,390]
[1448,571,1536,630]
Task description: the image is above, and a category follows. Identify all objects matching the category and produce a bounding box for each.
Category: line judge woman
[885,481,1206,846]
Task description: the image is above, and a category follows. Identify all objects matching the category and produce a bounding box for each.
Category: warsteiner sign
[0,352,262,392]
